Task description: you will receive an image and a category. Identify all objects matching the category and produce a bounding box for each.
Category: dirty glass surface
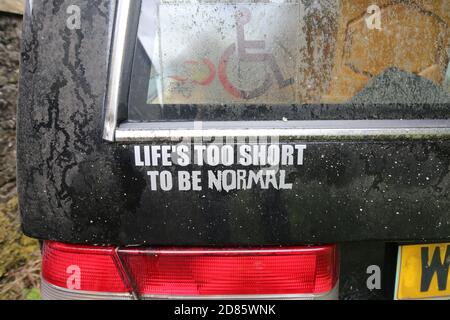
[128,0,450,121]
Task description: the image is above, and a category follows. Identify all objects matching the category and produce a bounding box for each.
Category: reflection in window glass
[129,0,450,119]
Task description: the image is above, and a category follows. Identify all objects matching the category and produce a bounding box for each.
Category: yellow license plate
[396,243,450,300]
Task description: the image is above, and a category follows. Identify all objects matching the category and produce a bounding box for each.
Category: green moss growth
[25,288,41,300]
[0,197,41,300]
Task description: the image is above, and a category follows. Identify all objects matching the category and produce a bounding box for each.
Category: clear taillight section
[41,242,339,300]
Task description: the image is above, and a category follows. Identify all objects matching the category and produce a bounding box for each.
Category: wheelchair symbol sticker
[218,8,295,99]
[168,7,295,100]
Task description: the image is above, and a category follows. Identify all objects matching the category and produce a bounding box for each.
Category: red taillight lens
[119,246,338,296]
[41,242,338,299]
[42,241,130,293]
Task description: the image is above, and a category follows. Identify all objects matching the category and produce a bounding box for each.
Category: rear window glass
[127,0,450,121]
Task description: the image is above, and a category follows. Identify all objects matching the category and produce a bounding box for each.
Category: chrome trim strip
[41,279,133,300]
[394,246,402,300]
[102,0,132,142]
[115,120,450,142]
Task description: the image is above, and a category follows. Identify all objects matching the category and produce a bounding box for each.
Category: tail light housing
[41,241,339,300]
[41,242,132,300]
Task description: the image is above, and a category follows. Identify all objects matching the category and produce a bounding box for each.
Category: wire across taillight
[41,242,338,299]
